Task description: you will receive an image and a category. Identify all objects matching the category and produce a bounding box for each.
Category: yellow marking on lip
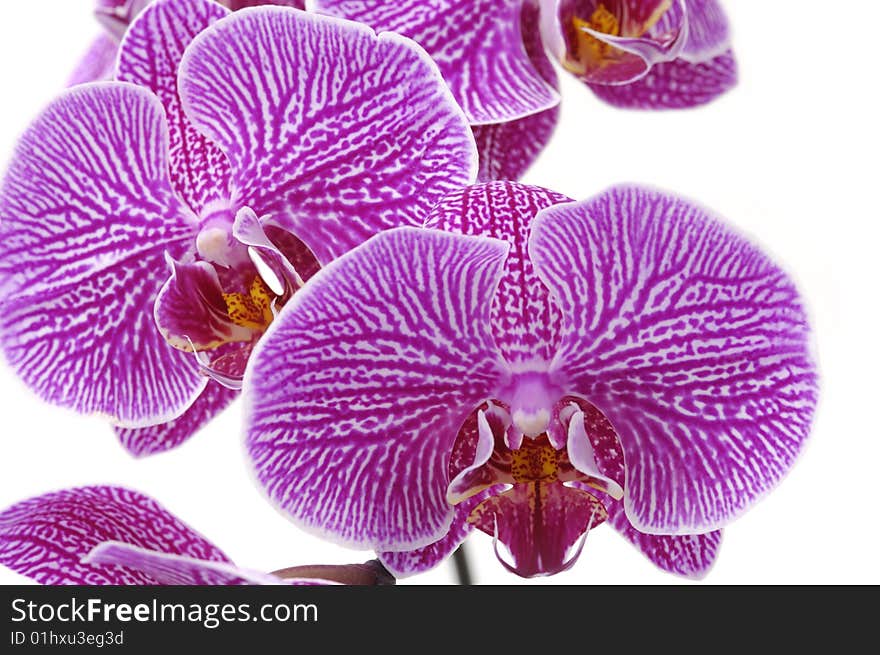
[223,276,275,331]
[510,438,559,483]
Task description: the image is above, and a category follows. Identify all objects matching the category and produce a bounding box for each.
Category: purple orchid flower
[307,0,738,180]
[243,182,817,579]
[0,486,393,585]
[0,3,476,457]
[70,0,307,85]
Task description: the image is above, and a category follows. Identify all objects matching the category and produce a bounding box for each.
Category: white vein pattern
[0,84,204,426]
[472,0,560,181]
[531,186,818,533]
[245,227,510,550]
[84,542,286,585]
[117,0,233,215]
[599,496,721,577]
[311,0,560,124]
[178,7,478,266]
[0,486,230,585]
[424,182,571,363]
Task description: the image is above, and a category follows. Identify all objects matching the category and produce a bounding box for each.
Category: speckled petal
[530,185,818,534]
[117,0,232,215]
[115,383,238,457]
[473,0,560,181]
[605,501,721,578]
[244,227,509,551]
[0,84,204,427]
[179,8,477,266]
[310,0,560,124]
[0,486,229,585]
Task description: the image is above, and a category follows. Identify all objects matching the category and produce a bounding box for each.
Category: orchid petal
[0,486,229,585]
[605,501,722,578]
[117,0,232,215]
[530,185,818,534]
[424,182,571,363]
[244,227,510,550]
[68,34,118,86]
[473,0,560,181]
[84,541,288,585]
[115,383,238,458]
[178,8,477,266]
[0,83,205,427]
[589,49,736,109]
[309,0,560,125]
[379,494,489,577]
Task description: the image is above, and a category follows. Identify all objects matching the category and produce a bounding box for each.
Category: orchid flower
[70,0,307,85]
[307,1,737,180]
[0,3,476,457]
[243,182,817,578]
[0,486,393,585]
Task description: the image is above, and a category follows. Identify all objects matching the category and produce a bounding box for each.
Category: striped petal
[244,227,510,550]
[379,496,485,577]
[605,501,721,578]
[589,49,736,109]
[84,542,286,585]
[178,7,477,266]
[530,185,818,534]
[117,0,232,215]
[115,383,238,457]
[473,0,560,181]
[310,0,560,125]
[0,486,229,585]
[0,84,204,427]
[424,182,571,364]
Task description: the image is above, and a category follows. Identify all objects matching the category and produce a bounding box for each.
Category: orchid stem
[452,543,473,586]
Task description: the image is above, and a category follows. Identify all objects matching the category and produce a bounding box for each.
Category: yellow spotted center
[223,276,275,331]
[510,439,559,483]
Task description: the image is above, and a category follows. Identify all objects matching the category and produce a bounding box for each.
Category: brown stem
[271,560,396,586]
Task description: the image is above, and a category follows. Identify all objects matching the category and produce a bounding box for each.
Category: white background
[0,2,877,585]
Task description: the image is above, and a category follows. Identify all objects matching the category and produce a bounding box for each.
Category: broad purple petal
[0,84,205,427]
[0,486,229,585]
[115,383,238,457]
[311,0,560,125]
[424,182,571,363]
[244,227,510,550]
[589,49,736,109]
[530,185,818,533]
[84,542,285,585]
[473,0,560,181]
[605,501,721,578]
[117,0,232,215]
[179,8,477,266]
[68,33,118,86]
